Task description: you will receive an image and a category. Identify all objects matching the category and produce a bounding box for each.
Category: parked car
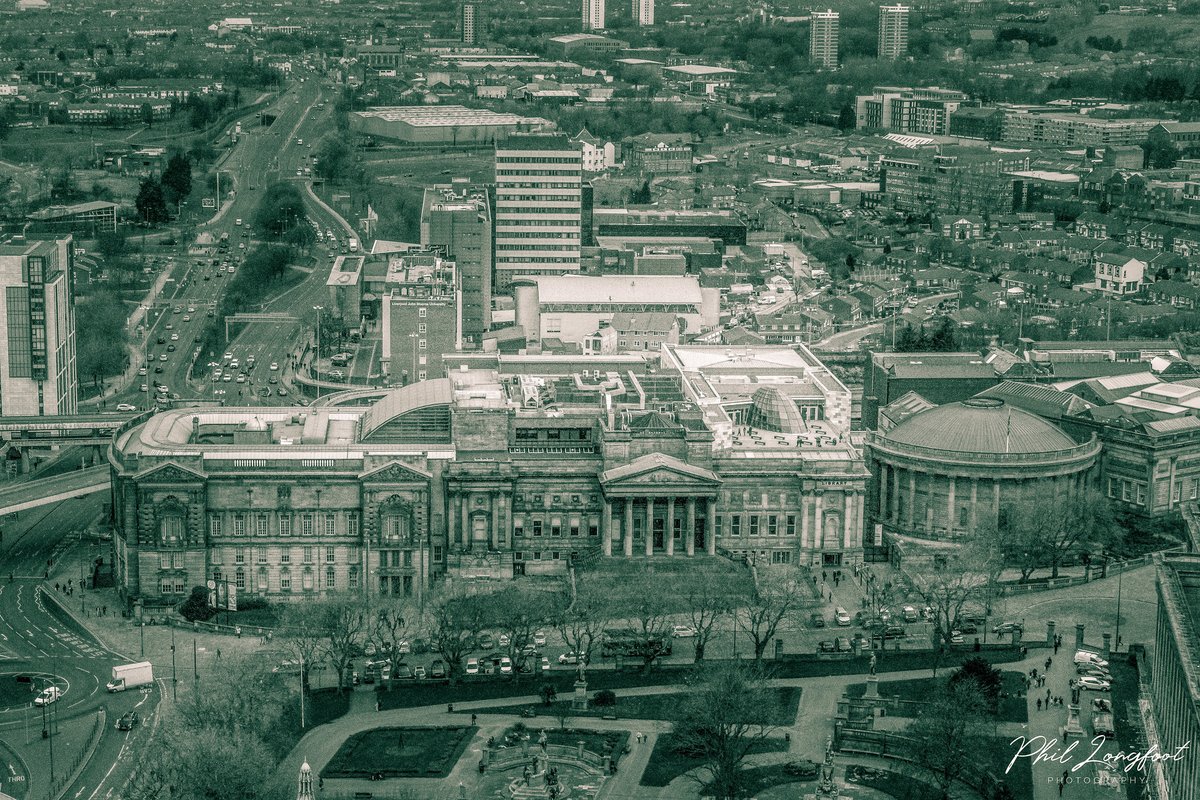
[835,637,852,653]
[498,634,511,648]
[672,625,698,638]
[499,657,513,675]
[465,658,480,675]
[835,607,852,627]
[1092,698,1112,713]
[365,658,391,673]
[116,711,140,731]
[882,626,906,640]
[392,663,414,680]
[901,605,919,623]
[429,660,447,679]
[992,621,1024,635]
[809,613,826,629]
[558,651,586,665]
[478,633,495,651]
[540,657,551,673]
[412,665,427,680]
[116,403,137,412]
[1074,651,1109,668]
[817,641,836,653]
[1076,676,1112,692]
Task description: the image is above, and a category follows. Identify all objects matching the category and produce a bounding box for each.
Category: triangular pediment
[360,459,431,484]
[600,453,720,488]
[134,460,206,483]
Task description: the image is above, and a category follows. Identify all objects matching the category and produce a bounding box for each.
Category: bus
[600,628,672,658]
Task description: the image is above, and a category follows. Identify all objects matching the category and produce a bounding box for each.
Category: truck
[107,661,154,693]
[348,239,358,253]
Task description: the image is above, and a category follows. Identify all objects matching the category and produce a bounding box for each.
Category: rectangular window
[160,579,173,594]
[347,513,359,538]
[172,552,183,569]
[302,569,314,591]
[256,514,269,537]
[767,516,778,536]
[255,546,266,564]
[280,571,291,592]
[210,517,223,537]
[1107,478,1117,499]
[749,516,760,537]
[326,546,335,563]
[418,308,427,318]
[532,519,543,537]
[326,566,335,589]
[730,515,742,537]
[257,568,269,591]
[302,515,314,536]
[403,550,413,567]
[6,287,31,378]
[303,546,314,564]
[1172,482,1182,503]
[551,517,562,537]
[714,516,722,539]
[280,515,293,536]
[235,547,245,565]
[349,568,359,590]
[235,569,246,590]
[513,516,524,537]
[1121,481,1131,502]
[569,519,580,536]
[1192,478,1199,500]
[588,522,598,537]
[1136,484,1146,506]
[772,551,791,564]
[786,515,797,536]
[325,514,336,536]
[433,545,443,561]
[280,549,291,565]
[233,515,246,537]
[160,553,170,570]
[418,323,426,334]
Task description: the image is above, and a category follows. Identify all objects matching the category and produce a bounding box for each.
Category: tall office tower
[461,3,477,45]
[422,183,493,350]
[380,251,460,384]
[0,236,77,416]
[632,0,654,25]
[582,0,606,30]
[877,4,909,60]
[810,10,839,69]
[494,135,583,292]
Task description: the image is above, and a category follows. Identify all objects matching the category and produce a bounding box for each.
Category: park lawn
[0,677,39,710]
[474,687,800,726]
[639,734,789,787]
[845,670,1028,723]
[979,736,1033,800]
[718,762,820,797]
[321,726,477,780]
[848,766,942,800]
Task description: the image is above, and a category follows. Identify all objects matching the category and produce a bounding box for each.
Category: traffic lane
[2,498,103,578]
[65,682,163,800]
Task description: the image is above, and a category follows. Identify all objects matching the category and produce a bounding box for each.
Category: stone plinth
[864,675,879,698]
[1063,704,1085,739]
[572,679,588,711]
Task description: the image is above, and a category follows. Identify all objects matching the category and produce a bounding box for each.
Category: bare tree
[277,603,330,690]
[370,596,418,665]
[429,584,488,684]
[739,574,807,661]
[670,662,785,800]
[916,536,1002,677]
[996,487,1122,580]
[319,599,369,693]
[906,681,996,799]
[621,572,674,672]
[554,581,610,679]
[488,585,559,676]
[684,577,733,662]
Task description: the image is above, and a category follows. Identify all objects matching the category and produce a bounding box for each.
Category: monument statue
[869,653,877,676]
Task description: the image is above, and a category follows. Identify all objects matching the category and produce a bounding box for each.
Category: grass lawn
[321,726,477,780]
[473,687,800,726]
[979,736,1033,800]
[0,676,39,710]
[498,724,629,762]
[723,762,820,797]
[639,734,789,787]
[846,765,942,800]
[844,671,1028,723]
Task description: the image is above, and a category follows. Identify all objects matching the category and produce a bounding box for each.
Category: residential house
[609,311,681,350]
[910,266,967,290]
[1094,253,1146,296]
[999,270,1056,301]
[1074,211,1118,240]
[851,285,888,317]
[756,307,834,343]
[1133,223,1177,253]
[1146,280,1200,310]
[1025,256,1092,287]
[941,215,986,241]
[817,295,863,324]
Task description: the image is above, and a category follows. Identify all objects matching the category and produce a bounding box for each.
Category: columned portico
[598,453,721,559]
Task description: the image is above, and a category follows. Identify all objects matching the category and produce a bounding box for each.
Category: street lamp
[313,306,324,400]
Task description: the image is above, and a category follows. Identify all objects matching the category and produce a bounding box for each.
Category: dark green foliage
[160,153,193,206]
[1085,35,1123,52]
[592,689,617,707]
[135,178,169,224]
[895,316,960,353]
[76,292,129,382]
[253,182,306,238]
[1144,127,1180,169]
[180,586,216,622]
[313,136,351,183]
[948,657,1003,714]
[630,180,652,204]
[321,727,476,780]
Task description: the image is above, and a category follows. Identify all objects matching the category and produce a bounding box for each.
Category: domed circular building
[866,398,1100,540]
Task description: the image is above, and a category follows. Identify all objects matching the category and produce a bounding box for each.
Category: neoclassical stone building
[866,397,1101,541]
[109,345,869,606]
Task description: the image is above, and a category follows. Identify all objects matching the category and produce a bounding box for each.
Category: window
[730,515,742,537]
[255,546,266,564]
[1192,478,1199,500]
[550,517,562,537]
[786,515,797,536]
[1136,484,1146,506]
[326,546,335,563]
[325,566,335,589]
[418,323,426,334]
[569,519,580,536]
[532,519,543,537]
[301,514,314,536]
[433,545,442,561]
[588,522,598,537]
[160,579,174,594]
[280,515,293,537]
[749,516,760,537]
[1121,481,1131,502]
[513,516,524,537]
[348,567,359,590]
[210,517,223,537]
[235,568,245,590]
[403,550,413,567]
[1107,478,1118,499]
[303,568,314,591]
[233,515,246,537]
[235,547,245,565]
[280,569,291,592]
[303,546,314,564]
[1172,482,1182,503]
[772,551,791,564]
[418,308,427,318]
[767,516,778,536]
[280,549,291,565]
[713,516,721,539]
[257,567,269,591]
[256,514,269,538]
[347,513,359,538]
[159,553,170,570]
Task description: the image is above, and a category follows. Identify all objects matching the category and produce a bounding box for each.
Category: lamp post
[1114,564,1124,653]
[312,306,324,400]
[171,626,178,701]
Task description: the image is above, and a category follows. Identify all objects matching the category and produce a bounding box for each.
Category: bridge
[0,464,110,516]
[0,412,139,447]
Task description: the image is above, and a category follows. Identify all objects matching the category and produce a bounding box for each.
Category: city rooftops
[527,274,702,307]
[872,351,997,379]
[354,105,541,127]
[326,255,364,287]
[27,200,117,219]
[664,64,738,77]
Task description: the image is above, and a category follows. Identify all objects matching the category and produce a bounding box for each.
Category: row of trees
[134,153,193,225]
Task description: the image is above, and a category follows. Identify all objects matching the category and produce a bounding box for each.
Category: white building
[632,0,654,25]
[494,135,583,290]
[877,5,909,60]
[0,237,77,415]
[1094,254,1145,296]
[461,2,477,44]
[513,275,719,346]
[810,10,839,69]
[574,129,616,172]
[582,0,605,30]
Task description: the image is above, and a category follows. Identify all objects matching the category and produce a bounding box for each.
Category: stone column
[1075,623,1085,652]
[461,491,470,550]
[686,497,696,556]
[947,477,957,535]
[451,492,462,550]
[890,467,900,522]
[602,498,613,557]
[843,492,854,549]
[906,471,916,529]
[705,499,716,555]
[800,494,811,549]
[992,479,1001,521]
[1047,621,1056,646]
[645,497,655,557]
[489,492,500,551]
[623,498,634,557]
[665,497,676,557]
[1103,633,1112,661]
[970,479,979,533]
[814,493,824,549]
[878,464,889,521]
[855,492,865,551]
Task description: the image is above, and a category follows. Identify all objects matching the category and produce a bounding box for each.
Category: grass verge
[639,734,789,787]
[321,725,477,780]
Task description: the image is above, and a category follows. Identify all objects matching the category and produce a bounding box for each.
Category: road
[0,497,161,800]
[816,292,960,350]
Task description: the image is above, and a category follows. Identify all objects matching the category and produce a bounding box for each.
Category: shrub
[592,689,617,708]
[783,760,820,779]
[180,586,215,621]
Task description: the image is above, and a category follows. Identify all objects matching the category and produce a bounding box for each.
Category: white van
[834,607,852,627]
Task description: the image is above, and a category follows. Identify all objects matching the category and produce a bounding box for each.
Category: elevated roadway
[0,466,110,517]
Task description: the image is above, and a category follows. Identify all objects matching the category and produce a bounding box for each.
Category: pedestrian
[823,570,828,582]
[102,605,107,616]
[1059,778,1065,797]
[1063,769,1069,783]
[829,592,833,602]
[471,713,477,725]
[318,777,323,790]
[1037,698,1042,711]
[1046,688,1052,702]
[375,700,381,712]
[216,648,221,659]
[54,582,60,592]
[1046,657,1053,671]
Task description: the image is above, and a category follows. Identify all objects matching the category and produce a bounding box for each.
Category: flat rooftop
[354,106,539,127]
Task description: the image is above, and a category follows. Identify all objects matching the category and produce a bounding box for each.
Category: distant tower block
[877,4,909,60]
[810,9,840,70]
[582,0,606,30]
[461,3,477,45]
[632,0,654,25]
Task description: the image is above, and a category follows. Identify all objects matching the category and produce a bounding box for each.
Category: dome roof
[883,398,1076,454]
[747,386,808,434]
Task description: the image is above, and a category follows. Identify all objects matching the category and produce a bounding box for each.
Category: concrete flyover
[0,465,110,516]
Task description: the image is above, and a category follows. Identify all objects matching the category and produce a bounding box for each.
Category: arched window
[257,567,269,592]
[159,497,187,546]
[303,567,314,592]
[379,496,413,544]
